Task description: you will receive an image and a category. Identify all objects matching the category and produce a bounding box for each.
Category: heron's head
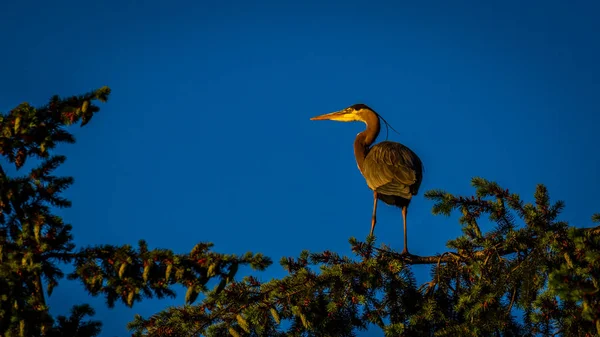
[310,104,375,123]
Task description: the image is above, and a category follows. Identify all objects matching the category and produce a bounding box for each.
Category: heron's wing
[363,141,423,197]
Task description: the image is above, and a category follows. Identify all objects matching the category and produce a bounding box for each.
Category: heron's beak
[310,110,354,122]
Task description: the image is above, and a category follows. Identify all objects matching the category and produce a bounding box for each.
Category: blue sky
[1,0,599,335]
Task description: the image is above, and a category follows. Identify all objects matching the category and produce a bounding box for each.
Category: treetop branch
[375,224,600,265]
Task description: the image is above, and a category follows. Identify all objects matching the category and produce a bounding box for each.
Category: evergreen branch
[44,241,272,308]
[129,178,600,336]
[0,87,110,170]
[45,304,102,337]
[0,87,113,336]
[374,226,597,265]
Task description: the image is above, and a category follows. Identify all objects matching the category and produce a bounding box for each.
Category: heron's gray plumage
[362,141,424,206]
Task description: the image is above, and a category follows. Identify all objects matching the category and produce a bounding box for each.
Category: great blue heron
[310,104,424,255]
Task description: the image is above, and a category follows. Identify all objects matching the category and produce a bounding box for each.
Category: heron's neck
[354,112,380,173]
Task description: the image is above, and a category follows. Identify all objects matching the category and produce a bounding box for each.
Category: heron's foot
[400,248,410,256]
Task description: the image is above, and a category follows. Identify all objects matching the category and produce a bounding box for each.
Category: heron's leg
[401,206,409,255]
[370,191,378,237]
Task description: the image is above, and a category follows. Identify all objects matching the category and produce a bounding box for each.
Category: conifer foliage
[128,184,600,336]
[2,88,599,336]
[0,88,270,337]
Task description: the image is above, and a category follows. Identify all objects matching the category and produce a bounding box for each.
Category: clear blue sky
[1,0,599,335]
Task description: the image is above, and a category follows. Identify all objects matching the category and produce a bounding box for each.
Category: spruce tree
[128,183,600,336]
[0,88,270,337]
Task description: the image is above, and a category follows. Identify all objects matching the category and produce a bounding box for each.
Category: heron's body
[311,103,423,255]
[361,141,423,207]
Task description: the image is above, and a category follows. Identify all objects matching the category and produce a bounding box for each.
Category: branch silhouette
[376,224,600,265]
